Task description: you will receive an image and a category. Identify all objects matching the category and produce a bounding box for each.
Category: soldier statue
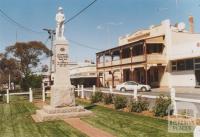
[55,7,65,39]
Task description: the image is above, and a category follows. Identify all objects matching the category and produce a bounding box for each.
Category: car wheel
[120,87,126,92]
[141,87,147,92]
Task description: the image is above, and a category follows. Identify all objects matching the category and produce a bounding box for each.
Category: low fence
[75,85,200,114]
[5,88,33,103]
[42,83,51,102]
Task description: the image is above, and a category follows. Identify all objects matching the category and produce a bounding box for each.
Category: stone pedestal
[34,105,92,122]
[50,39,75,107]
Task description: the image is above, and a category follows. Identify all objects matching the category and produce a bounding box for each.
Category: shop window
[177,60,185,71]
[172,59,195,71]
[172,61,177,71]
[172,66,177,71]
[185,59,194,70]
[195,58,200,63]
[195,64,200,70]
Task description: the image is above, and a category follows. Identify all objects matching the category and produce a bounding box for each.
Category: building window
[147,44,163,54]
[185,59,194,70]
[133,44,143,56]
[195,58,200,63]
[172,58,194,71]
[99,73,103,76]
[195,58,200,70]
[195,64,200,70]
[122,48,131,58]
[172,61,177,71]
[177,60,185,71]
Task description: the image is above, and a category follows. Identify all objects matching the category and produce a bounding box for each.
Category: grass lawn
[0,96,88,137]
[0,95,193,137]
[77,99,193,137]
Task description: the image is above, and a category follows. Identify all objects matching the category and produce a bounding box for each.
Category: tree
[0,56,20,87]
[41,64,49,72]
[5,41,51,89]
[21,74,42,90]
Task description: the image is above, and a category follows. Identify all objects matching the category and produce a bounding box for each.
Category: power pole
[43,29,55,84]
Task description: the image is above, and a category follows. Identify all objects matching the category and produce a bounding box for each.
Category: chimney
[189,16,194,33]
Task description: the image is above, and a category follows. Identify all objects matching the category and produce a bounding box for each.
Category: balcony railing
[147,53,166,64]
[132,55,145,63]
[121,58,131,64]
[97,53,166,68]
[105,61,112,67]
[112,60,120,66]
[98,63,104,68]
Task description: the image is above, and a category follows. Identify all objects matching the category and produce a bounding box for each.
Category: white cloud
[96,25,103,30]
[107,22,123,26]
[96,22,123,30]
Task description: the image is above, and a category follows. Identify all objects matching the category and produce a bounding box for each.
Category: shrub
[113,95,127,110]
[129,97,149,113]
[103,94,113,104]
[74,91,78,97]
[21,74,42,90]
[90,92,103,103]
[153,95,171,117]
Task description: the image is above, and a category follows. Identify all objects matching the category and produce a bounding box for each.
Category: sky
[0,0,200,64]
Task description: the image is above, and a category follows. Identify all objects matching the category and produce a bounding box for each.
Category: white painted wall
[170,32,200,60]
[170,70,196,87]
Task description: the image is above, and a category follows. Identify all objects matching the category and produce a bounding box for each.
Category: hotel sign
[128,32,150,43]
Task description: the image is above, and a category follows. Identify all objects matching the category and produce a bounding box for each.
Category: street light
[43,28,55,84]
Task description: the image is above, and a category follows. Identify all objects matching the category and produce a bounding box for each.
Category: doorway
[123,69,131,82]
[195,70,200,87]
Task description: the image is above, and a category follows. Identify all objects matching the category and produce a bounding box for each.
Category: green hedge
[103,93,113,104]
[113,95,127,110]
[91,92,103,103]
[129,97,149,113]
[153,95,171,117]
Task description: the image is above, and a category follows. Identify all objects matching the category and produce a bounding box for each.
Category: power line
[64,0,98,24]
[44,37,49,45]
[0,2,100,51]
[0,8,44,34]
[68,39,103,51]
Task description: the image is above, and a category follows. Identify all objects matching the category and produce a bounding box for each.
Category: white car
[116,81,151,92]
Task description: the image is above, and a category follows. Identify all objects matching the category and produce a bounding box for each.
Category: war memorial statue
[33,7,92,122]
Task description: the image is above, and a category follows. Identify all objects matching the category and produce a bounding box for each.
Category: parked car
[116,81,151,92]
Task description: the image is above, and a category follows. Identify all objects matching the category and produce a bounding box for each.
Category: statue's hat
[58,7,63,11]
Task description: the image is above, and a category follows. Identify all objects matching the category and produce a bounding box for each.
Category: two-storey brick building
[96,17,200,88]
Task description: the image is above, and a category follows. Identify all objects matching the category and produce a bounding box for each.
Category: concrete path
[64,118,115,137]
